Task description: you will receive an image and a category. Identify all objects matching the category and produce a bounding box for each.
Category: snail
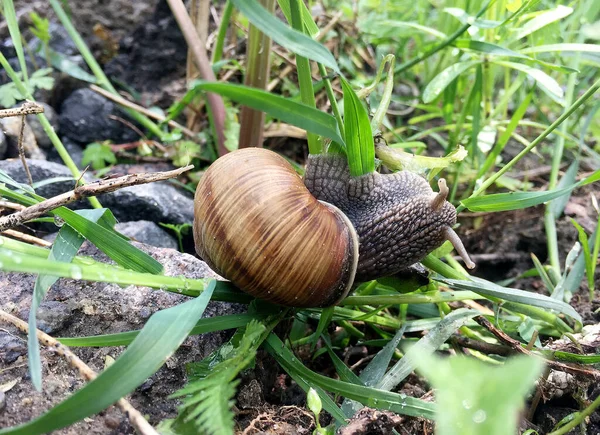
[193,148,474,308]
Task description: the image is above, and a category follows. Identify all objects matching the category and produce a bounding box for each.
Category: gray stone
[100,182,194,225]
[0,117,45,160]
[115,220,178,250]
[28,22,78,57]
[0,159,193,225]
[59,88,138,144]
[46,136,84,168]
[0,241,238,431]
[25,102,59,149]
[35,301,72,334]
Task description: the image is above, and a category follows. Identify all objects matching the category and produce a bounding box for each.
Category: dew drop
[54,216,65,228]
[70,266,83,280]
[462,400,472,410]
[472,409,486,424]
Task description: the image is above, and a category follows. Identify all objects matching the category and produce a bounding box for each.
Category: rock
[34,301,72,334]
[0,331,27,365]
[59,88,138,144]
[0,129,6,158]
[104,0,187,95]
[115,220,178,250]
[46,136,84,168]
[0,241,239,431]
[28,22,79,57]
[0,159,88,200]
[0,117,45,160]
[100,182,194,225]
[0,159,193,225]
[24,102,59,149]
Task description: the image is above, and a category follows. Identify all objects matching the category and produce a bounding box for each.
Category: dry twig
[2,229,52,247]
[0,165,193,232]
[0,309,158,435]
[0,101,45,186]
[475,316,600,379]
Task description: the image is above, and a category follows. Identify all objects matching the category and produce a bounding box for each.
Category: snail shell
[193,148,359,307]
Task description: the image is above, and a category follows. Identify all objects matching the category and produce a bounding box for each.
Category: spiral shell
[193,148,359,307]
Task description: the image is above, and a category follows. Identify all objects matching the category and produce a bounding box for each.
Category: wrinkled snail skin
[194,148,474,308]
[193,148,358,308]
[304,154,472,281]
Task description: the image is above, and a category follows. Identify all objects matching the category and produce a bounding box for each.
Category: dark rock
[46,136,84,168]
[0,159,194,225]
[0,331,27,365]
[100,182,194,225]
[0,159,86,200]
[35,301,72,334]
[28,22,79,57]
[0,117,45,160]
[0,241,239,431]
[104,0,187,94]
[24,102,59,149]
[115,220,178,250]
[0,129,6,158]
[59,88,138,144]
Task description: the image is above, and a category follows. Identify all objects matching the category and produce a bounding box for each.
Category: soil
[1,1,599,434]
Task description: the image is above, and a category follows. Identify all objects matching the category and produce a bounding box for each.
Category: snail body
[193,148,473,307]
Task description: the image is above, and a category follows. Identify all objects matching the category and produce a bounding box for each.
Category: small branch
[18,115,34,186]
[0,165,193,232]
[475,316,600,380]
[89,85,198,139]
[450,335,512,356]
[0,309,158,435]
[2,229,52,247]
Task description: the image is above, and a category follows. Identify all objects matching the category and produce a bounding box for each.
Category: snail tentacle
[444,226,476,269]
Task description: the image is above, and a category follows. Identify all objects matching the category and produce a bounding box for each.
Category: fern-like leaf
[171,320,267,435]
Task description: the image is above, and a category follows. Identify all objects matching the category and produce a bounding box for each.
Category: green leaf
[49,49,97,83]
[377,309,479,391]
[0,281,217,435]
[454,40,529,59]
[171,320,267,434]
[58,314,258,347]
[189,81,345,146]
[375,20,446,39]
[230,0,339,72]
[513,5,573,40]
[341,77,374,176]
[520,43,600,55]
[265,333,436,420]
[438,277,582,325]
[423,61,482,103]
[277,0,320,37]
[462,169,600,212]
[492,60,564,102]
[81,142,116,170]
[416,354,544,435]
[28,208,110,391]
[444,7,502,28]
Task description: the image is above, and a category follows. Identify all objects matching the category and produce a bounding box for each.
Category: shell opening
[431,179,449,211]
[444,226,475,269]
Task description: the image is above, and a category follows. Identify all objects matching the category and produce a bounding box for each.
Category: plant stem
[290,0,321,154]
[212,1,234,64]
[317,63,344,140]
[239,0,275,148]
[548,392,600,435]
[458,77,600,213]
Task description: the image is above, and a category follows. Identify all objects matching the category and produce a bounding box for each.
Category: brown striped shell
[193,148,359,307]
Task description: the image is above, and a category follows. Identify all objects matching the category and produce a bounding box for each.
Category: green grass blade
[493,60,564,102]
[513,5,573,40]
[461,169,600,212]
[58,314,258,347]
[341,77,374,176]
[377,309,479,391]
[230,0,339,72]
[438,277,582,325]
[422,60,482,103]
[28,208,110,391]
[454,39,529,58]
[277,0,319,37]
[0,281,217,435]
[520,43,600,55]
[0,248,251,303]
[2,0,29,86]
[265,333,436,419]
[189,81,345,146]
